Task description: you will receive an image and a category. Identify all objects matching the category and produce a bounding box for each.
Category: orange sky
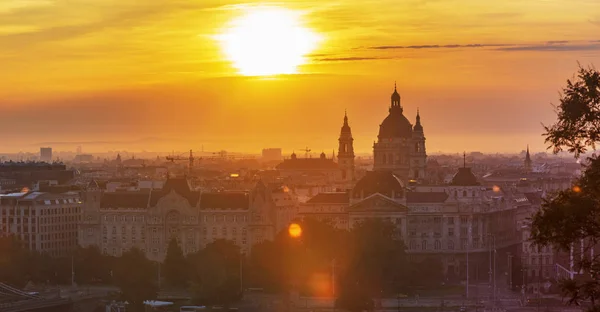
[1,0,599,154]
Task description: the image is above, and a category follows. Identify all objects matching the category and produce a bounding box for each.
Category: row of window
[409,239,481,251]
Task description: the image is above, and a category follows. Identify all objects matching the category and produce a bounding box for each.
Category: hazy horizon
[2,0,599,154]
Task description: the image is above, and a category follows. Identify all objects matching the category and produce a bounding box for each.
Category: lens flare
[288,223,302,238]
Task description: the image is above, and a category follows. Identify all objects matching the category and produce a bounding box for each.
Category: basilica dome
[378,108,413,139]
[377,86,413,139]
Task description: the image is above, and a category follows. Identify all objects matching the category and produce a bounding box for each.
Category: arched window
[422,240,427,250]
[344,144,348,153]
[410,240,416,250]
[448,241,455,250]
[463,190,467,197]
[454,190,458,197]
[415,142,420,153]
[435,240,441,250]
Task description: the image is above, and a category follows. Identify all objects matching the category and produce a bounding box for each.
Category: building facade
[1,190,82,257]
[79,178,275,261]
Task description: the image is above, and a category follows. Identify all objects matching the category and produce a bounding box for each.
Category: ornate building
[373,84,427,183]
[79,177,275,261]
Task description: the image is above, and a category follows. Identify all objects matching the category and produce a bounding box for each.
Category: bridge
[0,282,74,312]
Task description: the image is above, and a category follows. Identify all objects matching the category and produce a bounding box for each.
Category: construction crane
[166,150,194,174]
[299,147,311,158]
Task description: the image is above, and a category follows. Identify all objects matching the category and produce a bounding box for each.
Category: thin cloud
[496,43,600,52]
[315,56,388,62]
[546,40,569,45]
[370,43,513,50]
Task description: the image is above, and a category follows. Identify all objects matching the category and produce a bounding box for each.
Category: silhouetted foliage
[544,65,600,157]
[164,238,188,288]
[187,240,241,306]
[532,64,600,311]
[113,248,158,312]
[337,219,407,311]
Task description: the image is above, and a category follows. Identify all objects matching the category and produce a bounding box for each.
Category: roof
[150,177,200,206]
[451,167,480,186]
[276,158,339,170]
[200,192,249,210]
[101,192,149,209]
[306,192,349,204]
[406,192,448,203]
[524,192,543,205]
[352,171,405,198]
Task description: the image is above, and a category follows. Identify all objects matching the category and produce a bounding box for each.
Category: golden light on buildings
[216,6,321,76]
[573,185,582,193]
[492,185,501,192]
[288,223,302,238]
[21,187,30,193]
[230,173,240,178]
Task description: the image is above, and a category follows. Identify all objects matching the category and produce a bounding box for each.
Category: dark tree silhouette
[164,238,188,288]
[531,65,600,310]
[187,240,241,306]
[337,219,407,312]
[113,248,158,312]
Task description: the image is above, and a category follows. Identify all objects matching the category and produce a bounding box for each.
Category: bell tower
[338,110,355,184]
[410,108,427,181]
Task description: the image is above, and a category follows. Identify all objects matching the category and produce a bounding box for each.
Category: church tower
[524,145,532,173]
[373,83,426,183]
[410,109,427,180]
[338,111,355,183]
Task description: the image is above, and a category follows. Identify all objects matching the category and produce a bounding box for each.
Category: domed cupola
[378,83,413,139]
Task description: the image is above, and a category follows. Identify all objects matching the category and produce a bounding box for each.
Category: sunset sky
[1,0,599,155]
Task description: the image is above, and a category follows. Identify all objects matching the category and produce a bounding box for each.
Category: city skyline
[1,0,599,153]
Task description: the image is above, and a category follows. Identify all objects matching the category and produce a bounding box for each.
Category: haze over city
[2,0,599,153]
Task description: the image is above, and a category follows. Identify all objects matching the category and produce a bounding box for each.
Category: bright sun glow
[288,223,302,238]
[217,7,321,76]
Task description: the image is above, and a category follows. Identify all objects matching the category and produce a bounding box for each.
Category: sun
[216,7,321,76]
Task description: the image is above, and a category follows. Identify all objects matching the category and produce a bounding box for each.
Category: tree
[337,219,407,312]
[113,248,158,312]
[164,238,188,288]
[531,65,600,311]
[188,240,241,306]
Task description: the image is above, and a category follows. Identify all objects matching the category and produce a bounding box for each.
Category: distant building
[0,190,82,257]
[0,162,74,189]
[262,148,282,162]
[40,147,53,163]
[74,154,94,163]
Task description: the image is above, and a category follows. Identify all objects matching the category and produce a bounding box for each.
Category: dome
[378,111,413,139]
[352,171,405,199]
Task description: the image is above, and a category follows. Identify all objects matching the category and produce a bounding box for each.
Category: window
[448,241,454,250]
[421,241,427,250]
[434,240,441,250]
[212,227,217,236]
[87,228,93,236]
[447,217,454,225]
[448,229,454,237]
[434,217,441,224]
[102,226,107,234]
[233,228,237,236]
[222,227,227,236]
[462,190,467,197]
[460,216,468,223]
[410,240,416,250]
